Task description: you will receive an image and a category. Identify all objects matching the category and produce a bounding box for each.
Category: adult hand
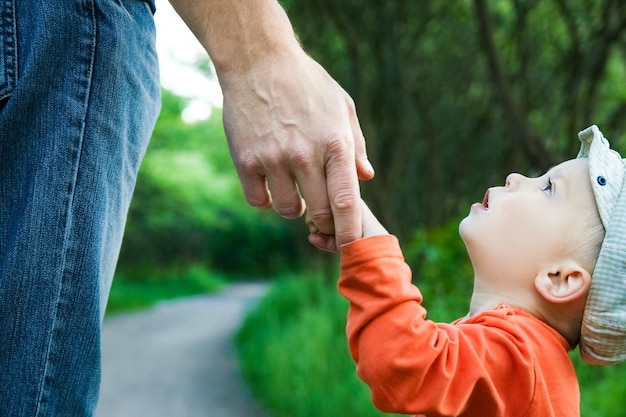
[220,47,374,248]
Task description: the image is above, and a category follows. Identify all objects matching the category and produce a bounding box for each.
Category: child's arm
[308,200,388,252]
[337,231,544,416]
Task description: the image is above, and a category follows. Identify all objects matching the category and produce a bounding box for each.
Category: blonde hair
[571,210,605,274]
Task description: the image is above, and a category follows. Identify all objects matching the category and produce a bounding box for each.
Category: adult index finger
[325,143,362,248]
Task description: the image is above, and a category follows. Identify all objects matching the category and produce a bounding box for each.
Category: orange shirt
[339,235,580,417]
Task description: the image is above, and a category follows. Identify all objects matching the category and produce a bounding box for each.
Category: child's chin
[458,217,478,251]
[458,216,471,239]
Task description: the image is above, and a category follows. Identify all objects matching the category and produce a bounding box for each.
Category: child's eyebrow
[533,165,557,179]
[550,167,578,198]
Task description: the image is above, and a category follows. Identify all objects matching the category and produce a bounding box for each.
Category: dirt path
[96,283,269,417]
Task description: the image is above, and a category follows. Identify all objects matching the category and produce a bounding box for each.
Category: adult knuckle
[276,204,303,219]
[332,189,358,211]
[237,153,261,175]
[246,194,270,209]
[325,133,351,155]
[289,147,315,169]
[307,206,333,223]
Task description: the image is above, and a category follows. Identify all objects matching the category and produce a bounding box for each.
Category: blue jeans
[0,0,160,415]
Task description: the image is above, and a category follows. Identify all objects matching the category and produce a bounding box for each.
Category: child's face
[459,158,599,288]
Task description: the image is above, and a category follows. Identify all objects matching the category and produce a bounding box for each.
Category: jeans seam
[34,0,97,414]
[0,0,17,99]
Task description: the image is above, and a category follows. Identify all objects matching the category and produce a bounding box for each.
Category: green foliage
[571,351,626,417]
[404,216,474,322]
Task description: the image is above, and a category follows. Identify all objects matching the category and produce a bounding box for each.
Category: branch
[473,0,552,169]
[583,1,626,117]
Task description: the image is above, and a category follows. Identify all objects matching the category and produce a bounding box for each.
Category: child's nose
[505,173,524,188]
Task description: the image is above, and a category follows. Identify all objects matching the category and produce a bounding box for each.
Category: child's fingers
[360,200,388,238]
[308,233,338,253]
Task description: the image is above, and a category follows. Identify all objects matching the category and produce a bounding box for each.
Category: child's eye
[541,178,553,196]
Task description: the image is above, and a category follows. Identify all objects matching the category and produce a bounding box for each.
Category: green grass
[572,351,626,417]
[105,264,226,315]
[235,274,400,417]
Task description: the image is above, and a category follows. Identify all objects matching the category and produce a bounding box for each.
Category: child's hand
[307,200,388,253]
[360,200,388,238]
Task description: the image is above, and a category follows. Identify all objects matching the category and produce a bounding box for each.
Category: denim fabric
[0,1,160,416]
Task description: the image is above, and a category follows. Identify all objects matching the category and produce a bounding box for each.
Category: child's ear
[534,260,592,304]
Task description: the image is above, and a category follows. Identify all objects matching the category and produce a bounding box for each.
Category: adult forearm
[168,0,300,79]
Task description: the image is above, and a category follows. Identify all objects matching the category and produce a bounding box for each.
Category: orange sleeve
[338,235,537,417]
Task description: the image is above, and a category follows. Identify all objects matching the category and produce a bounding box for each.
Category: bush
[118,151,305,277]
[403,216,473,322]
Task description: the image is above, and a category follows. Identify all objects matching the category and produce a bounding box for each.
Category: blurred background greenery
[109,0,626,415]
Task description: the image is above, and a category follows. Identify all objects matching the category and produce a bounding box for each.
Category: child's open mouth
[482,190,490,209]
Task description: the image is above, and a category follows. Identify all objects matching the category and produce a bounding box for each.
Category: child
[309,125,626,416]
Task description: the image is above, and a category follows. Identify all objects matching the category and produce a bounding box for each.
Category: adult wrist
[214,39,303,91]
[206,1,302,83]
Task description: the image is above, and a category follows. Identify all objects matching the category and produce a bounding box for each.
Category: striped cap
[577,125,626,365]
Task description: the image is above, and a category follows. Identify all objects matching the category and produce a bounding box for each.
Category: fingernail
[364,160,375,174]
